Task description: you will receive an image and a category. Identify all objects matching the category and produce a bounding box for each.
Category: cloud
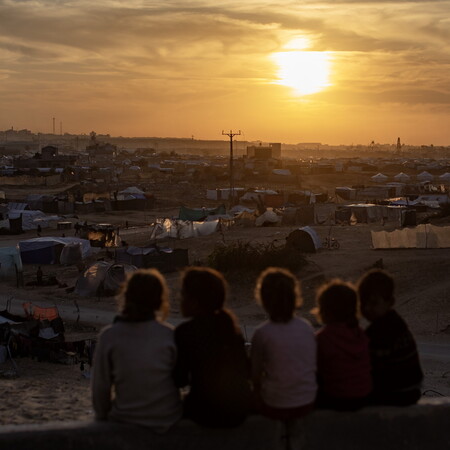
[0,0,449,141]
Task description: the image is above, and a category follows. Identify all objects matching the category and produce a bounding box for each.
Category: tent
[150,218,220,240]
[19,237,91,264]
[115,246,189,273]
[286,226,322,253]
[417,171,434,181]
[75,262,137,297]
[439,173,450,183]
[371,224,450,249]
[0,246,23,279]
[178,204,226,221]
[371,173,388,183]
[394,172,410,182]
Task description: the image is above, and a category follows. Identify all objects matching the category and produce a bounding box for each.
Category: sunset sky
[0,0,449,145]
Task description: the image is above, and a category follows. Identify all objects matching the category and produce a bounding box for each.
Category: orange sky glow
[0,0,449,145]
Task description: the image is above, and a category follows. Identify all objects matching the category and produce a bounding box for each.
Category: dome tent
[75,261,137,297]
[286,226,322,253]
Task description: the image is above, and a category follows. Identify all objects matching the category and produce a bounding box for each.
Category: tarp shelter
[371,224,450,249]
[0,246,22,279]
[439,173,450,183]
[115,246,189,273]
[286,226,322,253]
[8,210,59,231]
[337,204,405,224]
[150,218,220,240]
[394,172,410,182]
[19,237,91,264]
[371,173,388,183]
[75,262,137,297]
[417,171,434,181]
[178,204,226,221]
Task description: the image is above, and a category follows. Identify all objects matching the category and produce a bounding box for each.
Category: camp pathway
[4,296,450,366]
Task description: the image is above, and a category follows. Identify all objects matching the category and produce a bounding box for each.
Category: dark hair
[181,267,227,316]
[181,267,240,336]
[119,269,169,321]
[358,269,395,306]
[315,280,358,326]
[255,267,302,323]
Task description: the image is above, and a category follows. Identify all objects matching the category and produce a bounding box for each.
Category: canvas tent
[115,246,189,273]
[371,224,450,249]
[150,218,220,240]
[19,237,91,264]
[371,173,388,183]
[0,246,22,279]
[394,172,410,182]
[439,173,450,183]
[178,205,226,221]
[417,171,434,181]
[286,226,322,253]
[75,261,137,297]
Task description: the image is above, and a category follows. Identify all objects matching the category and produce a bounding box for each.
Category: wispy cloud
[0,0,448,142]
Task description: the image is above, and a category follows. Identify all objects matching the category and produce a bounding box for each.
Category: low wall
[1,398,449,450]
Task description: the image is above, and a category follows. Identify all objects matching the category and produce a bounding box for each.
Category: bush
[207,240,308,273]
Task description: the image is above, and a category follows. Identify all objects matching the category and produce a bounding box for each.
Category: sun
[273,51,332,96]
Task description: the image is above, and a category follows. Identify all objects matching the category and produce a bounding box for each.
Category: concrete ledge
[1,398,449,450]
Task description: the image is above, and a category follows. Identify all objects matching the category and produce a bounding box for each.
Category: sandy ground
[1,200,449,425]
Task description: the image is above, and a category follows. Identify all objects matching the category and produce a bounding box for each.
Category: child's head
[255,267,302,323]
[181,267,227,317]
[357,269,395,322]
[315,280,358,326]
[119,269,169,321]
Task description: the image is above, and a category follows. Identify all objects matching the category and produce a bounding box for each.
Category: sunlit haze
[0,0,449,145]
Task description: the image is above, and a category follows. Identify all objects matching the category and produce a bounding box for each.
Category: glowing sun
[273,51,332,96]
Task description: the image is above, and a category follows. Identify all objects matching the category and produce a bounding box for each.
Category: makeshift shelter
[439,173,450,183]
[75,262,137,297]
[19,237,91,264]
[115,246,189,273]
[417,171,434,181]
[150,218,221,240]
[178,204,226,221]
[371,173,388,183]
[285,226,322,253]
[0,246,23,279]
[394,172,410,182]
[371,224,450,249]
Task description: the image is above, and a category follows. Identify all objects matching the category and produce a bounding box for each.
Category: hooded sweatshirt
[316,323,372,399]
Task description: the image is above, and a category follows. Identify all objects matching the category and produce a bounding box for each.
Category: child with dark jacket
[173,267,252,427]
[358,269,423,406]
[314,280,372,411]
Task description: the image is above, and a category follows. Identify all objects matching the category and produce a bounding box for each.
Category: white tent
[371,173,388,183]
[394,172,410,182]
[417,171,434,181]
[439,173,450,183]
[371,224,450,249]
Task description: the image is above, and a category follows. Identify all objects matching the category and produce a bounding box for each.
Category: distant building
[86,132,118,162]
[14,145,78,169]
[246,143,281,159]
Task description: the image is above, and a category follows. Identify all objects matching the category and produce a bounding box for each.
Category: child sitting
[91,269,182,433]
[173,267,252,427]
[251,267,317,420]
[314,280,372,411]
[358,269,423,406]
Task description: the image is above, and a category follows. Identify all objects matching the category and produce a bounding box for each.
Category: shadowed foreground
[1,398,449,450]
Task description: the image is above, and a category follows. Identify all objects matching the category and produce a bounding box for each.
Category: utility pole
[222,129,241,206]
[52,117,55,135]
